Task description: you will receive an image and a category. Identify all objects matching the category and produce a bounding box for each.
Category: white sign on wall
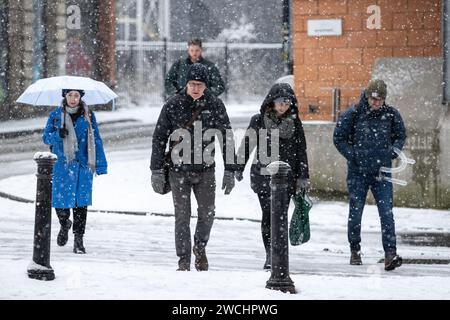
[307,19,342,37]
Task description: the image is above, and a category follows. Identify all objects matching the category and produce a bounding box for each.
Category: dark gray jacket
[164,56,225,97]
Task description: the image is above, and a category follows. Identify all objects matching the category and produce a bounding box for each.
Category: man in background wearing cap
[164,38,225,98]
[333,79,406,271]
[151,63,236,272]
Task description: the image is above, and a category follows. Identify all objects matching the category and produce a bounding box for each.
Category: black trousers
[257,190,294,254]
[169,169,216,260]
[55,206,88,235]
[257,191,271,254]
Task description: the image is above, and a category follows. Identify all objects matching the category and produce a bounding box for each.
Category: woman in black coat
[236,83,310,269]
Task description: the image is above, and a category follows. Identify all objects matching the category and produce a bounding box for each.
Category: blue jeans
[347,171,397,254]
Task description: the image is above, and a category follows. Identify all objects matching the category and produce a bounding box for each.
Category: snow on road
[1,147,450,299]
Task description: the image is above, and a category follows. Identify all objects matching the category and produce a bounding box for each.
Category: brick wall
[292,0,442,120]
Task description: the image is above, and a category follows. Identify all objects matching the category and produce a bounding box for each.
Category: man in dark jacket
[333,79,406,271]
[151,63,236,271]
[164,38,225,98]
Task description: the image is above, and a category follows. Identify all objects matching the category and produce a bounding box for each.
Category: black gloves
[59,128,69,138]
[235,171,243,182]
[151,169,167,194]
[222,170,235,195]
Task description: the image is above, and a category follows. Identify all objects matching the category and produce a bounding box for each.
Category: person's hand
[235,171,243,182]
[151,169,167,194]
[222,170,235,195]
[59,128,69,138]
[296,178,310,194]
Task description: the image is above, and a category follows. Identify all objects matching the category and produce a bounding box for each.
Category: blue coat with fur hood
[43,105,107,208]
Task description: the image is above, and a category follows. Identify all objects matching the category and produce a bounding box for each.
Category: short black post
[27,152,57,281]
[265,161,296,294]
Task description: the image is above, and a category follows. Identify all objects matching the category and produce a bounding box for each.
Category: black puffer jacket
[151,88,235,172]
[236,83,309,194]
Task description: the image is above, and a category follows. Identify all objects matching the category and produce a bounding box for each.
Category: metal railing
[115,39,284,107]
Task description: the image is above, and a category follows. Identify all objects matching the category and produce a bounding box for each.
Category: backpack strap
[183,103,208,130]
[165,101,208,165]
[348,103,361,145]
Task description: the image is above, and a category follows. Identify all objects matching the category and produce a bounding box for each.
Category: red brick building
[292,0,442,120]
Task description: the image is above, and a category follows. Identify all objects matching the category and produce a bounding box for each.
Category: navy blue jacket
[333,92,406,175]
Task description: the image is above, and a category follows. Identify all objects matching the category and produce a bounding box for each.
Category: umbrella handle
[62,105,66,130]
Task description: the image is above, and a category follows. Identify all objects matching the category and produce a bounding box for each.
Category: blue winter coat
[333,92,406,175]
[43,106,107,208]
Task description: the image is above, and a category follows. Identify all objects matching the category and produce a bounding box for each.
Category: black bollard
[27,152,57,281]
[265,161,296,294]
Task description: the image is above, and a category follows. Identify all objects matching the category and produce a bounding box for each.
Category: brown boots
[350,249,402,271]
[177,247,209,271]
[177,257,190,271]
[193,246,208,271]
[350,250,362,265]
[385,252,402,271]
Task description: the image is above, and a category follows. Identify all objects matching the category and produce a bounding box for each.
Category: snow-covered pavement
[1,145,450,300]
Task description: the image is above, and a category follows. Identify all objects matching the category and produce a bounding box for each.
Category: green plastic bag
[289,192,313,246]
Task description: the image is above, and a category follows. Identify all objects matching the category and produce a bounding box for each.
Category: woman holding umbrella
[43,89,107,254]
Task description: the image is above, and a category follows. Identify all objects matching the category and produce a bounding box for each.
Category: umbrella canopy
[16,76,118,106]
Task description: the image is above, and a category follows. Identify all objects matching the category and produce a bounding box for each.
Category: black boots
[57,219,72,247]
[350,250,363,265]
[56,208,87,254]
[193,246,208,271]
[73,234,86,254]
[263,250,271,270]
[58,222,86,254]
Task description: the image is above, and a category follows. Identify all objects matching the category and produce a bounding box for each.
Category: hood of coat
[260,83,298,116]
